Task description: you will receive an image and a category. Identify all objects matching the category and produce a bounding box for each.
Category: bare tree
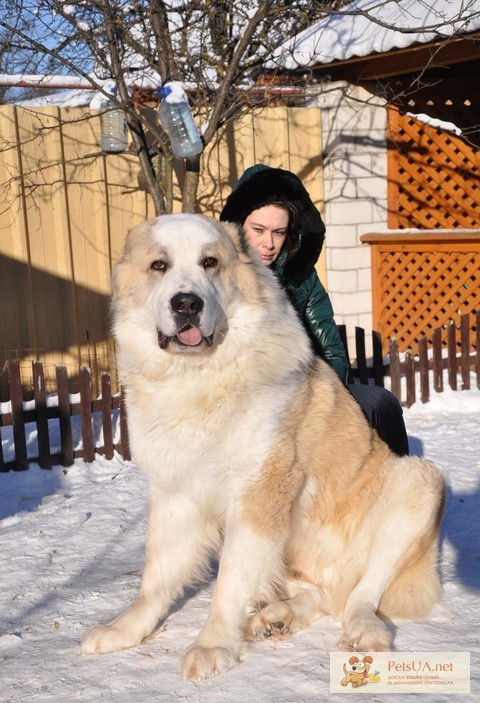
[0,0,340,212]
[1,1,478,210]
[0,0,44,103]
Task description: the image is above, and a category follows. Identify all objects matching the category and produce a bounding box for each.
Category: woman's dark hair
[242,200,299,254]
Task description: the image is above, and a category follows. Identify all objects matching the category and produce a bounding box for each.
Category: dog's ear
[112,220,156,300]
[363,656,373,664]
[112,257,134,302]
[121,219,156,259]
[218,220,250,260]
[349,656,360,665]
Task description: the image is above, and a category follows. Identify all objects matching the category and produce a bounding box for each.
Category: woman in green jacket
[220,164,409,456]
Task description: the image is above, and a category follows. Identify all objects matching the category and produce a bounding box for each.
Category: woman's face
[243,205,289,265]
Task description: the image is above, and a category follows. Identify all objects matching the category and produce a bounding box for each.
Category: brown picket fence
[0,312,478,472]
[338,310,480,406]
[0,360,130,472]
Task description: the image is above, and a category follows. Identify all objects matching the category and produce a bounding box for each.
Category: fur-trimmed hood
[219,165,325,287]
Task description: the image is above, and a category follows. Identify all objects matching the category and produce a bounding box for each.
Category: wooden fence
[0,105,154,392]
[360,230,480,355]
[1,312,478,472]
[0,360,130,472]
[339,310,480,406]
[387,108,480,230]
[0,103,326,400]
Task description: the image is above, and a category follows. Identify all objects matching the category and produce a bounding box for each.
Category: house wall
[309,83,389,357]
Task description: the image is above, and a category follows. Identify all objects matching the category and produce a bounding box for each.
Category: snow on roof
[268,0,480,70]
[1,74,153,108]
[12,89,96,108]
[0,74,105,108]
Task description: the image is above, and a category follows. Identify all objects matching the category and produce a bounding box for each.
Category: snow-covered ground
[1,388,479,702]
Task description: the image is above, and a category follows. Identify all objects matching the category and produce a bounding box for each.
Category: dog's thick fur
[81,214,445,681]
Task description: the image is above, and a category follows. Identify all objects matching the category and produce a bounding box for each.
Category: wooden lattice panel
[387,108,480,229]
[361,233,480,354]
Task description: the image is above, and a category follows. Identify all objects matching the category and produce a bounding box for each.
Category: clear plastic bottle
[158,82,203,159]
[100,89,128,153]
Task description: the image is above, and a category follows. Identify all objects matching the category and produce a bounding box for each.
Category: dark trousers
[347,383,409,456]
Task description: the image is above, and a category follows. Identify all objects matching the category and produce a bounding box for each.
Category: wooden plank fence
[0,104,325,382]
[339,310,479,407]
[0,360,130,472]
[1,312,478,472]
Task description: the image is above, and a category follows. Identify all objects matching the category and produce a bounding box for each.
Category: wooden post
[101,372,114,460]
[79,367,95,463]
[405,351,416,408]
[355,327,368,384]
[8,360,28,471]
[389,337,401,403]
[56,365,74,467]
[432,327,443,393]
[447,321,457,390]
[418,337,429,404]
[460,313,470,391]
[119,388,131,461]
[372,330,384,387]
[33,361,51,469]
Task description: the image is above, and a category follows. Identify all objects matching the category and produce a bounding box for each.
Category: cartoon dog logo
[341,655,374,688]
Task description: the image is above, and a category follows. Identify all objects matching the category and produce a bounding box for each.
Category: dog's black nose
[171,292,204,316]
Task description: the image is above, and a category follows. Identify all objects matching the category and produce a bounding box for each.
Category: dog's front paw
[181,645,240,681]
[81,623,140,654]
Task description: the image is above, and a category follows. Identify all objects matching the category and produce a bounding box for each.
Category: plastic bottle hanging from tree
[100,88,128,153]
[158,81,203,159]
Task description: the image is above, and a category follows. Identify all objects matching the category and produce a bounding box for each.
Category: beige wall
[0,104,324,393]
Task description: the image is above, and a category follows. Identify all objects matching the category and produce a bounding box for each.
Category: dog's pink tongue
[177,326,202,346]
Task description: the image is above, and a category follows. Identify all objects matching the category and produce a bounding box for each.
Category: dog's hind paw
[248,619,290,641]
[259,621,290,640]
[339,616,392,653]
[338,636,392,653]
[181,645,240,681]
[337,637,359,652]
[246,602,294,641]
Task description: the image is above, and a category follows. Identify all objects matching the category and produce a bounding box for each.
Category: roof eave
[300,31,480,81]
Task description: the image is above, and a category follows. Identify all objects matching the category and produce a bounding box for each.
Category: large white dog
[81,214,445,681]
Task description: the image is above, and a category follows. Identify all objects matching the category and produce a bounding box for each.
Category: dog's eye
[151,260,167,272]
[203,257,218,270]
